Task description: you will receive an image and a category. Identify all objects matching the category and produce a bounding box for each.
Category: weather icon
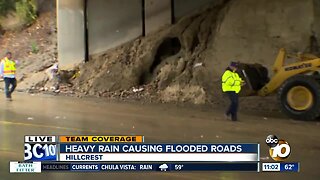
[159,164,168,171]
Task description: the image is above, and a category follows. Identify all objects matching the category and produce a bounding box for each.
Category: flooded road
[0,93,319,180]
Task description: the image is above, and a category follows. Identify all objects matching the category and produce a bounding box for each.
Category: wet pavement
[0,93,319,180]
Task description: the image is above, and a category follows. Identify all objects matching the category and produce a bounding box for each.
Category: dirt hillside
[0,1,57,90]
[72,0,320,112]
[0,0,319,113]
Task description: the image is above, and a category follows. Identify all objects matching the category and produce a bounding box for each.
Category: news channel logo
[24,136,57,161]
[265,135,291,161]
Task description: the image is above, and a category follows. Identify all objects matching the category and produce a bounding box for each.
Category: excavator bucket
[236,63,270,96]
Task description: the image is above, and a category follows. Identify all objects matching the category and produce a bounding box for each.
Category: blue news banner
[40,163,259,172]
[59,143,259,153]
[41,143,259,172]
[58,143,259,162]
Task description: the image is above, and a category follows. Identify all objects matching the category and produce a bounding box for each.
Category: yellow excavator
[239,48,320,120]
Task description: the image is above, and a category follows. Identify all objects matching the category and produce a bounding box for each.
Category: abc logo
[266,135,291,161]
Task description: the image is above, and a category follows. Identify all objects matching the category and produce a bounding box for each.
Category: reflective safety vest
[2,57,16,75]
[221,69,242,93]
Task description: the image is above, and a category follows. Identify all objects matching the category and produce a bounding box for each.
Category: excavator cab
[238,48,320,120]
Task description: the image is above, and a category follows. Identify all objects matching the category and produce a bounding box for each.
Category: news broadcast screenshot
[0,0,319,180]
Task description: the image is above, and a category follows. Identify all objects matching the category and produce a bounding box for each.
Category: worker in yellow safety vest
[0,52,17,101]
[221,61,245,121]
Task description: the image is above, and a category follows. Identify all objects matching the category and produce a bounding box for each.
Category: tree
[0,0,37,25]
[15,0,37,25]
[0,0,15,16]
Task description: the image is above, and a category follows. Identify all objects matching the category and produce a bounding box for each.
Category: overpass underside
[57,0,215,69]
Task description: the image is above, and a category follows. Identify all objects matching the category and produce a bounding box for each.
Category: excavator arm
[257,49,320,96]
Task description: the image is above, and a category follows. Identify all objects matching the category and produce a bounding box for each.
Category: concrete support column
[144,0,172,35]
[174,0,216,21]
[57,0,85,69]
[87,0,142,55]
[314,0,320,35]
[312,0,320,54]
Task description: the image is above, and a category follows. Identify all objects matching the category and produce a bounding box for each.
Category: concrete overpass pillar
[174,0,216,21]
[144,0,172,35]
[87,0,142,55]
[314,0,320,35]
[57,0,85,69]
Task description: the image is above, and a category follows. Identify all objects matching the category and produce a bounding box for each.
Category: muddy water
[0,93,319,180]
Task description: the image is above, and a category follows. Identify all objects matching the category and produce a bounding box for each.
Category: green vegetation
[15,0,37,25]
[0,0,15,16]
[0,0,37,26]
[31,41,39,54]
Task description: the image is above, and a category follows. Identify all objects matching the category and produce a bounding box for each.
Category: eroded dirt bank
[70,0,320,112]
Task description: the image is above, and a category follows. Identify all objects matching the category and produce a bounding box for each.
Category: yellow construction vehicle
[240,48,320,120]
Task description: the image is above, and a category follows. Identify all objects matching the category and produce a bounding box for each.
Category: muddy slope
[0,1,57,90]
[74,0,320,107]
